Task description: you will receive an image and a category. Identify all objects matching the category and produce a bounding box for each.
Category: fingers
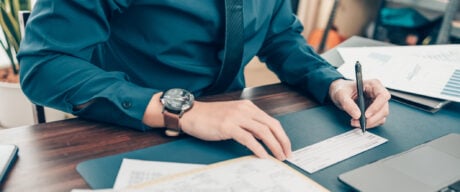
[363,80,391,128]
[329,79,361,119]
[268,120,292,158]
[349,111,387,128]
[239,100,291,160]
[248,104,291,158]
[351,117,387,128]
[330,79,391,129]
[336,92,361,119]
[350,79,391,128]
[231,126,270,159]
[239,119,285,160]
[363,101,389,128]
[363,80,391,118]
[180,100,291,161]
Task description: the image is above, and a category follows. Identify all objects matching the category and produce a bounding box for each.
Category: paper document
[126,156,329,192]
[72,160,204,192]
[389,89,450,113]
[287,129,388,173]
[75,156,329,191]
[337,45,460,102]
[113,159,204,189]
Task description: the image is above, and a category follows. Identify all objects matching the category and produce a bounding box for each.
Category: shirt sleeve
[257,0,344,103]
[17,0,155,130]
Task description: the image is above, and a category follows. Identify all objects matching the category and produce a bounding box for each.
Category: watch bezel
[160,88,195,114]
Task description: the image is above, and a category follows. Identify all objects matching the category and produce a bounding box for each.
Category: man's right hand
[181,100,292,160]
[142,93,292,161]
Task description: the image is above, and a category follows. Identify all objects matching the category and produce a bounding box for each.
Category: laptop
[339,133,460,192]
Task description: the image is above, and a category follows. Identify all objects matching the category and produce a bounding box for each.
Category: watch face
[161,88,195,112]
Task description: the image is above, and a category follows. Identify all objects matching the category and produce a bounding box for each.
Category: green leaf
[0,0,28,74]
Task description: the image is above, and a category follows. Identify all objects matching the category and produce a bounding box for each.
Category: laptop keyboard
[439,180,460,192]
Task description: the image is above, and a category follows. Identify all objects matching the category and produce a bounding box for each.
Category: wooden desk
[0,84,318,192]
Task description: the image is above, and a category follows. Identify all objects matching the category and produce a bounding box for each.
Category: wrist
[329,79,349,97]
[142,92,165,128]
[160,88,194,134]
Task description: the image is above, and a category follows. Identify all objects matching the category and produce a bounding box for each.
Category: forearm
[258,19,343,103]
[17,0,160,130]
[20,54,157,130]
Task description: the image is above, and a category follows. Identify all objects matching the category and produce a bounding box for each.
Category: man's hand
[329,79,391,128]
[142,93,291,161]
[180,100,292,161]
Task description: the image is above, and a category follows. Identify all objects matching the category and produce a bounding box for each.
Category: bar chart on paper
[442,69,460,99]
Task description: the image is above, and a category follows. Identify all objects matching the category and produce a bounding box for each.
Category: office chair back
[19,10,46,124]
[437,0,459,44]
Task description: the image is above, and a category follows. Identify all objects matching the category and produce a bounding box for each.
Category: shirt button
[122,101,132,109]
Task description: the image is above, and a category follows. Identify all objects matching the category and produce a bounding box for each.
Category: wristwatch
[160,88,195,134]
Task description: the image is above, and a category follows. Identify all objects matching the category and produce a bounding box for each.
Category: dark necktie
[205,0,244,95]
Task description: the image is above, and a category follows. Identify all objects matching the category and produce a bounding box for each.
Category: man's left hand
[329,79,391,128]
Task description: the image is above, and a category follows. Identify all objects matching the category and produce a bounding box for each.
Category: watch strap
[163,110,181,133]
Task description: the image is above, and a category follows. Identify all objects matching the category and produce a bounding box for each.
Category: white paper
[113,159,204,189]
[337,45,460,102]
[72,156,329,192]
[287,129,388,173]
[125,156,329,192]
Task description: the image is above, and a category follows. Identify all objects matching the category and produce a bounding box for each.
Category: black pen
[355,61,366,134]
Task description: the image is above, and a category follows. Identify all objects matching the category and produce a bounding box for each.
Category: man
[18,0,390,161]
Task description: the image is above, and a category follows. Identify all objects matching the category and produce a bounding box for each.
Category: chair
[436,0,460,43]
[317,0,340,53]
[32,104,46,124]
[373,0,459,44]
[19,10,46,124]
[304,0,341,53]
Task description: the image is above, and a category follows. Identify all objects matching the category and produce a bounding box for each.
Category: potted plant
[0,0,65,127]
[0,0,26,82]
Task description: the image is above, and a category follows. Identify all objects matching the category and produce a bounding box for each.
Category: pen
[355,61,366,134]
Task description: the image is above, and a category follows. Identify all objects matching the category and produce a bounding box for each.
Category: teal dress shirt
[18,0,343,130]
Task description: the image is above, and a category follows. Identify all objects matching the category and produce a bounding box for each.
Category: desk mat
[77,101,460,191]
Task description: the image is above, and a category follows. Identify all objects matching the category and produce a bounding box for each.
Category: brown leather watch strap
[163,110,181,133]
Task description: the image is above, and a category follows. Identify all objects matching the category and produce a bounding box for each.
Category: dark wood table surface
[0,83,319,192]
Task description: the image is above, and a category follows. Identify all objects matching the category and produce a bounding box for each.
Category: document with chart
[337,45,460,102]
[119,156,329,192]
[73,156,329,192]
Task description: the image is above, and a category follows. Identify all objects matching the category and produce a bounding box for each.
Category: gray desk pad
[77,101,460,191]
